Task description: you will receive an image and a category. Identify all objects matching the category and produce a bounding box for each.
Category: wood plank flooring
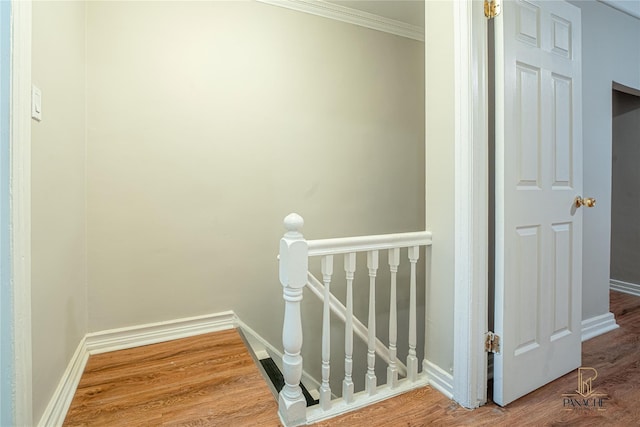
[314,290,640,426]
[63,329,281,426]
[64,291,640,426]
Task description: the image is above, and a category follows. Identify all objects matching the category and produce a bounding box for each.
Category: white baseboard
[610,279,640,297]
[37,337,89,427]
[40,311,238,426]
[422,359,454,399]
[86,311,237,354]
[581,312,619,342]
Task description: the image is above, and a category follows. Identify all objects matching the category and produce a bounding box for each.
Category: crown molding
[256,0,424,42]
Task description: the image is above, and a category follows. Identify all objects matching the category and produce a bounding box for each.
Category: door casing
[9,1,34,426]
[451,0,490,409]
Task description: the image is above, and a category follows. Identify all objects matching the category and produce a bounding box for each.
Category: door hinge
[484,0,502,19]
[485,331,501,353]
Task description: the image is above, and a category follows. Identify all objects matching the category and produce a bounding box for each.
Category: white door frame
[0,1,11,423]
[452,0,490,409]
[10,1,33,425]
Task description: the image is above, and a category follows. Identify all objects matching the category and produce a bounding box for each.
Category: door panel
[515,63,541,188]
[494,0,582,406]
[513,225,540,355]
[551,222,572,339]
[552,74,573,187]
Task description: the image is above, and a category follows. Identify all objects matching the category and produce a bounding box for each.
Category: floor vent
[259,357,319,407]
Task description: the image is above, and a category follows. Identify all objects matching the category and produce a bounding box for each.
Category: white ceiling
[325,0,425,29]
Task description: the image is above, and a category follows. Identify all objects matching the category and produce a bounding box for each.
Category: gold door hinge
[484,0,502,19]
[485,332,501,353]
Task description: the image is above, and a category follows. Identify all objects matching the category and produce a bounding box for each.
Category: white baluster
[387,248,400,388]
[343,252,356,403]
[278,213,308,425]
[366,250,379,395]
[407,246,419,381]
[320,255,333,410]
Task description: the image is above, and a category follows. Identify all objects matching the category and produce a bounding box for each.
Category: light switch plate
[31,85,42,121]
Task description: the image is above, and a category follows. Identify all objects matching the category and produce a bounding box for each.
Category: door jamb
[11,1,33,425]
[452,0,489,409]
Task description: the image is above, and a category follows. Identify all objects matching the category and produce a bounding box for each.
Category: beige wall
[425,0,455,374]
[29,0,429,415]
[85,0,426,380]
[25,0,640,419]
[31,1,87,422]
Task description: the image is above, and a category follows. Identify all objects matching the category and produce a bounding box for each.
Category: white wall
[31,1,87,421]
[569,0,640,320]
[85,0,426,384]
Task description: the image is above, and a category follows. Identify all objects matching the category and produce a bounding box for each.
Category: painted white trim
[255,0,424,42]
[36,338,89,427]
[10,1,33,425]
[581,312,619,342]
[452,0,489,409]
[610,279,640,297]
[423,359,454,399]
[86,311,237,354]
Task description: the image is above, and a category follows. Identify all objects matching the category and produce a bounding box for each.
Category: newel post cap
[280,213,308,288]
[283,213,304,235]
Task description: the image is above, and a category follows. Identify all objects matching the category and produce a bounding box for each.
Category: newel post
[278,213,308,426]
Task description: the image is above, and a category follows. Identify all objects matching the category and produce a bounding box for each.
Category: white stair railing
[278,213,432,426]
[305,272,408,377]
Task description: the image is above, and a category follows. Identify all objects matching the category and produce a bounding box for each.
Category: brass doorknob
[575,196,596,208]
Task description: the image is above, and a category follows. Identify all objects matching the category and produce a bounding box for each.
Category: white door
[494,0,583,406]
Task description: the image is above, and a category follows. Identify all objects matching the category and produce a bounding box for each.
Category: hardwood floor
[314,290,640,426]
[63,329,281,426]
[64,291,640,426]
